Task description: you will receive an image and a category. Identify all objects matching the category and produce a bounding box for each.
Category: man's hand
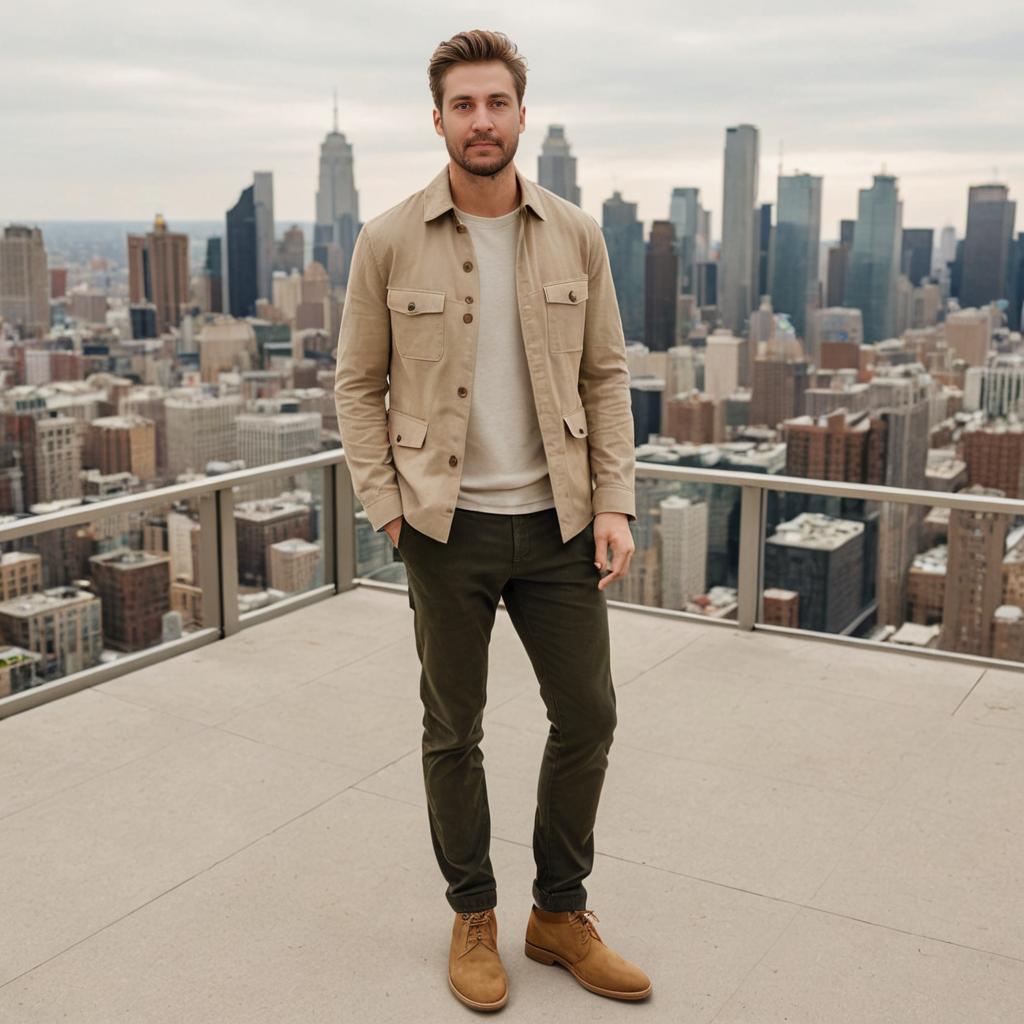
[383,515,404,548]
[592,511,635,591]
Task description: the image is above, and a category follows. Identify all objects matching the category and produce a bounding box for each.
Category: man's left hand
[592,511,635,591]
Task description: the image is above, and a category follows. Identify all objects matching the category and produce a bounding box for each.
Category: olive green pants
[397,505,617,914]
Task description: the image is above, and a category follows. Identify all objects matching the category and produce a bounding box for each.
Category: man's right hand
[383,515,404,548]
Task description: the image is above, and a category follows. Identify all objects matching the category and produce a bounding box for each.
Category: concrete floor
[1,584,1023,1022]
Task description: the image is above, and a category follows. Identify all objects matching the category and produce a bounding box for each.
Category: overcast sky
[3,0,1022,240]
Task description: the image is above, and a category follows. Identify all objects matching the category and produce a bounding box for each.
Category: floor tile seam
[0,717,219,826]
[0,769,388,993]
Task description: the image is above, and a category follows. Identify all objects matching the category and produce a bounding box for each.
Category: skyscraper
[900,228,934,285]
[757,202,773,301]
[720,124,759,334]
[226,184,257,318]
[770,173,823,341]
[669,187,705,295]
[127,214,189,335]
[314,96,361,287]
[253,171,275,304]
[0,225,49,337]
[961,184,1016,309]
[602,191,645,342]
[538,125,581,206]
[644,221,678,351]
[845,174,902,343]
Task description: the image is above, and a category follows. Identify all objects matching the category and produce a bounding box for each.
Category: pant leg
[498,509,617,913]
[399,508,511,913]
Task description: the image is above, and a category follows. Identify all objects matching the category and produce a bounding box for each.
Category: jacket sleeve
[580,219,636,521]
[333,226,404,532]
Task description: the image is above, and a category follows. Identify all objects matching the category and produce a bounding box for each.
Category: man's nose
[470,111,495,134]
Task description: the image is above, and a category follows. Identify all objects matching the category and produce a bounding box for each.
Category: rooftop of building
[1,584,1021,1020]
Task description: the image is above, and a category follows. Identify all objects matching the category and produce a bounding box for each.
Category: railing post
[322,464,337,589]
[334,460,358,593]
[198,493,222,632]
[217,485,240,636]
[737,484,766,631]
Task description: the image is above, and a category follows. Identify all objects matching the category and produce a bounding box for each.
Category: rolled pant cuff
[448,890,498,913]
[532,883,587,913]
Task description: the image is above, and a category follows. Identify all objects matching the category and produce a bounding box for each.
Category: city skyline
[3,2,1021,233]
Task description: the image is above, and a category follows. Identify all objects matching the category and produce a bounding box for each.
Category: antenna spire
[333,88,339,133]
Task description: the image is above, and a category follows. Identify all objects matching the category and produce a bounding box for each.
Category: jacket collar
[422,161,547,223]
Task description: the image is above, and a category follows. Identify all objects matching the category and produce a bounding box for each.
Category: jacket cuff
[592,485,636,521]
[362,491,405,532]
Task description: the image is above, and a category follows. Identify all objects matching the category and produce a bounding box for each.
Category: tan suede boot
[524,906,652,1000]
[448,909,509,1011]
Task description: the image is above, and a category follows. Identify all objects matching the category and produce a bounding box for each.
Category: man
[334,28,651,1011]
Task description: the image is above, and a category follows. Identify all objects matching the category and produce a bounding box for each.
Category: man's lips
[469,142,497,148]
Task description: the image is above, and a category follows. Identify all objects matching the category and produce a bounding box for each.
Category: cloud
[1,0,1021,237]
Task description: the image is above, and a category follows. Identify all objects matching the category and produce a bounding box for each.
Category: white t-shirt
[453,204,555,514]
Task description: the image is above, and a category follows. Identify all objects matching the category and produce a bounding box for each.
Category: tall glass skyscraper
[770,173,822,341]
[669,187,703,296]
[720,124,759,334]
[602,191,645,342]
[226,185,257,318]
[845,174,902,343]
[961,184,1016,309]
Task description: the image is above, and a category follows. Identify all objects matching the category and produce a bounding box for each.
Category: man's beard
[445,129,519,178]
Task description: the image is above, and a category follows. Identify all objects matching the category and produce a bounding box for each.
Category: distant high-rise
[253,171,275,304]
[826,219,856,307]
[845,174,903,343]
[602,191,645,342]
[757,202,773,301]
[961,184,1016,309]
[127,215,189,335]
[538,125,581,207]
[0,225,49,337]
[204,237,223,314]
[720,124,759,333]
[314,97,361,287]
[770,173,823,341]
[278,225,305,275]
[226,184,258,318]
[669,187,706,295]
[900,228,934,285]
[644,221,678,351]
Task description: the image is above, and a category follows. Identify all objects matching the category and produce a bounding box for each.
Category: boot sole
[448,972,509,1012]
[524,940,652,1000]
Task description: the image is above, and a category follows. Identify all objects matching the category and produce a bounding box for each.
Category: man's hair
[428,30,528,114]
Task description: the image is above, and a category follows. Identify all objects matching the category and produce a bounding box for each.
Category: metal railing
[1,450,1022,719]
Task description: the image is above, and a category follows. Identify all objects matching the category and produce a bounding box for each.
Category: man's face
[433,60,525,177]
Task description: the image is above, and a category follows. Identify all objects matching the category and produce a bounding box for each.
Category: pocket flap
[543,279,589,305]
[387,407,428,448]
[562,404,589,437]
[386,288,446,315]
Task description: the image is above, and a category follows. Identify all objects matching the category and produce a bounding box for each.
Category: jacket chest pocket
[386,287,446,361]
[543,279,588,352]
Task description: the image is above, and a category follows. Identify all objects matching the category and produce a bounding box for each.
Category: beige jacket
[333,161,636,545]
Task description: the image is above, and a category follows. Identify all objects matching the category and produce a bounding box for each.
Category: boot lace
[569,909,601,942]
[461,910,495,951]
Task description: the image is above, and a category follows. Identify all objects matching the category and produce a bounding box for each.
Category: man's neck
[448,161,520,218]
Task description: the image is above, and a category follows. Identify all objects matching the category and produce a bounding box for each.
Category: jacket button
[456,224,467,233]
[465,296,473,303]
[457,386,468,397]
[449,455,458,467]
[463,261,473,272]
[463,312,473,323]
[407,302,416,311]
[568,290,577,302]
[395,434,402,442]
